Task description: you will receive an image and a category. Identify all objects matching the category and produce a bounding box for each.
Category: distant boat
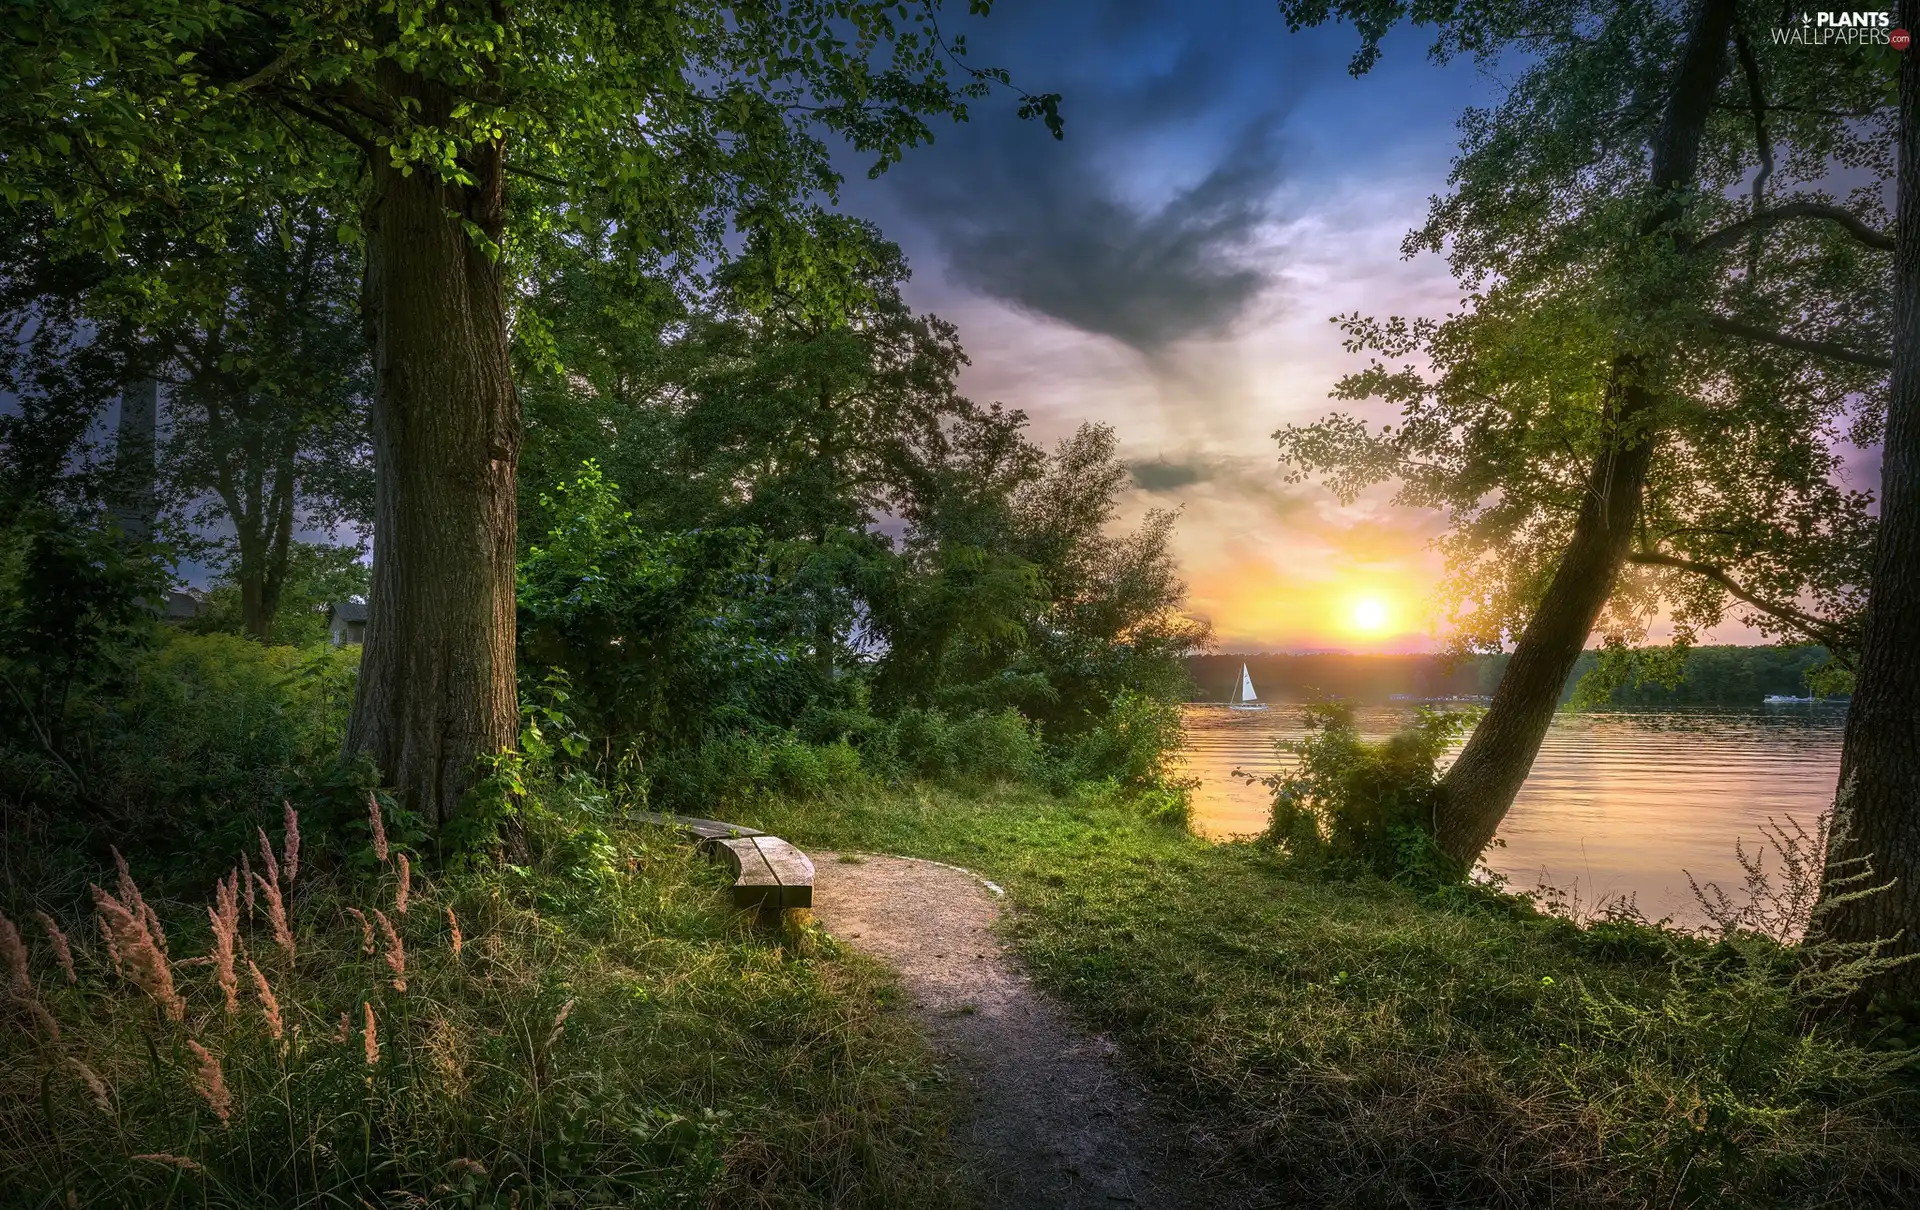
[1229,663,1268,711]
[1763,694,1815,704]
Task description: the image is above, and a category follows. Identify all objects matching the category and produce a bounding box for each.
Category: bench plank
[631,810,764,841]
[629,810,811,912]
[703,837,784,909]
[752,837,815,909]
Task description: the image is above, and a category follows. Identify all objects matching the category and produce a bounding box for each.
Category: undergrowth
[0,802,961,1210]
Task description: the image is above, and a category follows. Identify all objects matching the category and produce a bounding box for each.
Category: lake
[1175,702,1848,926]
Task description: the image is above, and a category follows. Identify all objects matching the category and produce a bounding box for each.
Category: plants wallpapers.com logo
[1770,10,1909,47]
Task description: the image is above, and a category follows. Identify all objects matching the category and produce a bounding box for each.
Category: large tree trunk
[1434,0,1738,867]
[345,74,521,828]
[1815,0,1920,1006]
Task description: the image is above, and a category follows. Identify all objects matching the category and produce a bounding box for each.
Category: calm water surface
[1175,703,1847,925]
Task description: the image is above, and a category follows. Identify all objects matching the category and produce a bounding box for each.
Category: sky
[821,0,1516,654]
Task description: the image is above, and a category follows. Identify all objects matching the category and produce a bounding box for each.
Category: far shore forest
[1189,644,1841,706]
[4,2,1920,1208]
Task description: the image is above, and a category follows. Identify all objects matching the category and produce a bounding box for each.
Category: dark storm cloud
[902,121,1287,351]
[1131,457,1207,491]
[1129,452,1314,519]
[870,2,1320,352]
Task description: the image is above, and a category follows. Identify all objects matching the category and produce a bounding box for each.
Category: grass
[0,817,965,1210]
[737,780,1920,1209]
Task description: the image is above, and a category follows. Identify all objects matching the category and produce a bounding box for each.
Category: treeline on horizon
[1188,644,1836,707]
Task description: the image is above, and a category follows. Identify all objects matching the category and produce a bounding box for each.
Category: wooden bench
[631,812,814,911]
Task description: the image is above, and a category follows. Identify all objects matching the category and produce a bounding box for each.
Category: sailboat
[1228,663,1268,711]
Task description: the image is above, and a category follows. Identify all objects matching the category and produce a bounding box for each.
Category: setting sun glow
[1349,596,1391,634]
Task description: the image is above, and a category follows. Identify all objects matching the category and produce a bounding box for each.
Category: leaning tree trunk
[1815,0,1920,1006]
[345,77,521,828]
[1434,0,1738,867]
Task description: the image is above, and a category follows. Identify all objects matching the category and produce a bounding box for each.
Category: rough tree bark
[1816,0,1920,1005]
[344,63,521,827]
[1434,0,1738,867]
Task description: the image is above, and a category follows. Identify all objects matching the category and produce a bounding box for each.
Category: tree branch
[1694,201,1894,255]
[1702,315,1890,369]
[502,162,570,189]
[1733,29,1773,281]
[1628,549,1853,649]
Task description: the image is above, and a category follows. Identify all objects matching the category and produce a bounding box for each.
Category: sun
[1350,596,1391,633]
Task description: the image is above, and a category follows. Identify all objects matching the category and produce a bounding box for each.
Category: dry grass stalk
[252,872,295,965]
[247,959,283,1040]
[91,886,183,1021]
[27,996,61,1041]
[369,791,390,864]
[138,900,168,960]
[374,908,406,992]
[241,851,255,914]
[70,1059,111,1115]
[397,853,411,915]
[186,1039,232,1125]
[34,911,76,985]
[111,847,145,919]
[0,910,28,996]
[132,1153,203,1172]
[256,826,281,889]
[282,801,301,884]
[208,882,240,1014]
[346,907,375,955]
[447,907,463,957]
[96,914,123,977]
[362,1002,379,1065]
[448,1158,486,1179]
[335,1011,350,1043]
[546,998,575,1050]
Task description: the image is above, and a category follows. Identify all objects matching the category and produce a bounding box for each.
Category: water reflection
[1174,702,1846,927]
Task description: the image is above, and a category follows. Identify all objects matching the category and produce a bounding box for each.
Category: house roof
[328,600,369,623]
[164,588,208,619]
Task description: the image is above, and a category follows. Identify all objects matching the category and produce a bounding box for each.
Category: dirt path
[810,852,1207,1209]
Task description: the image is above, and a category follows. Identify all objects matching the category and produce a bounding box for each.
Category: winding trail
[810,852,1206,1209]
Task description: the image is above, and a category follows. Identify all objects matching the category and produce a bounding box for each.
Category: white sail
[1239,664,1257,703]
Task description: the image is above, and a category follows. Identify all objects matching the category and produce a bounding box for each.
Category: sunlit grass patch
[744,783,1920,1209]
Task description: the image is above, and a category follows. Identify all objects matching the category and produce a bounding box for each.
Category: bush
[647,732,870,816]
[4,626,362,855]
[882,707,954,780]
[948,709,1045,784]
[1065,689,1186,789]
[1260,703,1474,884]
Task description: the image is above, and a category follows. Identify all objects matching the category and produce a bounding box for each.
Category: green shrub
[5,627,363,859]
[769,737,828,799]
[1065,689,1185,788]
[883,707,954,780]
[948,709,1045,783]
[1260,703,1475,884]
[647,732,869,815]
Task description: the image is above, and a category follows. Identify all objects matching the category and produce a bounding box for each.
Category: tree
[876,423,1209,735]
[162,205,372,639]
[0,208,149,523]
[1,0,1060,824]
[1279,0,1891,867]
[1817,0,1920,1008]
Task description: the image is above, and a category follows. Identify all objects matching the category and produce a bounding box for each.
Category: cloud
[861,0,1322,353]
[1130,457,1206,491]
[1126,451,1314,521]
[895,117,1291,352]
